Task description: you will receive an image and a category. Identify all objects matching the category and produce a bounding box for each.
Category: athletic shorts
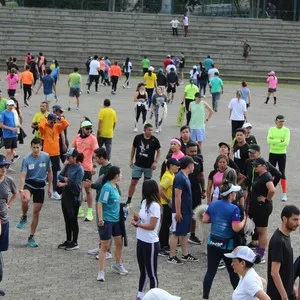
[268,88,276,93]
[24,185,45,204]
[99,221,122,240]
[89,75,100,83]
[69,87,80,98]
[249,200,273,227]
[0,222,9,251]
[167,85,176,94]
[83,171,92,181]
[171,213,192,236]
[3,137,17,149]
[50,155,61,171]
[132,164,153,180]
[45,93,54,102]
[191,129,206,142]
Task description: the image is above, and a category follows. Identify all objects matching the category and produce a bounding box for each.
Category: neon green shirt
[184,84,199,100]
[0,98,7,113]
[141,58,150,69]
[68,72,82,88]
[267,126,290,154]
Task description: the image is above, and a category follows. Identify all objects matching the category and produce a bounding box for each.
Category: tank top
[137,92,147,100]
[189,101,205,130]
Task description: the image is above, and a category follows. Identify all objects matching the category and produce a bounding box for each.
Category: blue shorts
[171,213,192,236]
[99,221,122,241]
[191,129,206,142]
[132,164,153,180]
[0,222,9,252]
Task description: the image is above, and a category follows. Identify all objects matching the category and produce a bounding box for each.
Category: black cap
[180,156,198,169]
[254,157,267,166]
[52,105,64,112]
[275,115,285,121]
[47,113,57,121]
[0,155,10,168]
[248,144,260,153]
[218,142,230,151]
[167,158,180,167]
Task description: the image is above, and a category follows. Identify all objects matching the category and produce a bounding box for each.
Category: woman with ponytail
[144,66,157,108]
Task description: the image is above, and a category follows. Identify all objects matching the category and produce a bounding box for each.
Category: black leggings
[136,105,147,124]
[269,153,286,179]
[231,120,245,139]
[203,245,239,299]
[124,72,130,86]
[159,204,172,249]
[99,70,105,84]
[137,239,159,293]
[61,199,80,243]
[111,76,119,92]
[185,98,194,125]
[23,84,32,103]
[146,88,154,107]
[199,82,207,96]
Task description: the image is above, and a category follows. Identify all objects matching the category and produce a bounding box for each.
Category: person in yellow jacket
[267,115,290,201]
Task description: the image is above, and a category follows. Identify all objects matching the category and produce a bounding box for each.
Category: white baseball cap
[242,122,252,129]
[224,246,256,263]
[143,288,181,300]
[220,184,241,196]
[6,99,15,106]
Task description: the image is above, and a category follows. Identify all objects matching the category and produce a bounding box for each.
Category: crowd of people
[0,50,297,300]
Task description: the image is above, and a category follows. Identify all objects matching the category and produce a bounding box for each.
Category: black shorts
[268,88,277,93]
[50,156,61,171]
[7,89,16,97]
[83,171,92,181]
[3,137,17,149]
[69,87,80,98]
[24,185,45,204]
[89,75,100,84]
[249,200,273,227]
[167,85,176,94]
[99,221,122,240]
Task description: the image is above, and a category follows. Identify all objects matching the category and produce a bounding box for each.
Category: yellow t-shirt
[160,170,175,205]
[32,112,46,138]
[98,107,118,138]
[144,73,157,89]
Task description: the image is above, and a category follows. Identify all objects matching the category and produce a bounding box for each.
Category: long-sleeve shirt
[58,163,84,185]
[267,126,290,154]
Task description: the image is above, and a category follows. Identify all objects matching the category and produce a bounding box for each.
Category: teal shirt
[98,182,120,222]
[189,101,205,130]
[210,77,223,93]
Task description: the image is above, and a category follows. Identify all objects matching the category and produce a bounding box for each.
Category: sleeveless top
[189,101,205,130]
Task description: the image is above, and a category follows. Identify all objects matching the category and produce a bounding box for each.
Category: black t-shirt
[133,134,160,168]
[29,61,38,74]
[179,57,185,68]
[267,229,295,299]
[250,171,272,203]
[188,155,203,193]
[233,143,249,174]
[180,138,201,155]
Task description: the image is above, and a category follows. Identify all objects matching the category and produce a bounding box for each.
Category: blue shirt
[58,163,84,185]
[206,200,240,249]
[51,66,60,78]
[21,152,51,189]
[98,182,120,222]
[172,171,192,214]
[42,75,54,95]
[0,110,17,138]
[204,58,213,70]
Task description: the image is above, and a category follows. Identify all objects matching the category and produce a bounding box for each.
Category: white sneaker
[281,193,287,201]
[122,84,126,89]
[97,270,105,281]
[155,129,159,134]
[134,127,138,132]
[88,247,99,255]
[158,126,162,132]
[111,263,128,275]
[51,191,61,200]
[126,86,131,89]
[95,251,112,260]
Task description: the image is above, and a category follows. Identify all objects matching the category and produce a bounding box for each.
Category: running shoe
[68,107,71,111]
[155,129,159,134]
[134,127,138,132]
[65,242,79,251]
[85,209,93,222]
[247,242,257,251]
[88,247,99,255]
[125,200,131,208]
[78,206,85,218]
[158,249,169,257]
[58,241,70,249]
[16,216,28,229]
[51,191,61,200]
[167,256,183,265]
[181,254,199,262]
[87,90,90,94]
[122,84,126,89]
[97,270,105,282]
[96,251,112,260]
[188,235,201,245]
[218,260,226,270]
[0,289,5,296]
[111,263,128,275]
[11,155,20,164]
[281,193,288,201]
[26,237,39,248]
[256,256,266,264]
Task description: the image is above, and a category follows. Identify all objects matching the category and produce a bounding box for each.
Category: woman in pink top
[6,68,19,97]
[265,71,278,105]
[169,138,185,160]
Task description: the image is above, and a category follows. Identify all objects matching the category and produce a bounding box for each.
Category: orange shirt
[20,70,34,85]
[110,65,122,77]
[99,60,105,71]
[39,117,69,156]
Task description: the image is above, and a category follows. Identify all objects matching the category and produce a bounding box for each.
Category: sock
[127,197,132,203]
[256,247,265,258]
[265,97,269,103]
[281,178,287,193]
[29,235,34,240]
[274,97,277,104]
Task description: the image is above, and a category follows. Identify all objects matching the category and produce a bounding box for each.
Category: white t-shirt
[183,16,188,26]
[208,67,219,80]
[170,20,180,28]
[232,268,264,300]
[166,64,177,73]
[136,200,161,243]
[89,60,100,75]
[123,61,132,73]
[228,98,247,121]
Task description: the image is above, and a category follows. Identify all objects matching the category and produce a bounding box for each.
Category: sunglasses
[84,127,92,130]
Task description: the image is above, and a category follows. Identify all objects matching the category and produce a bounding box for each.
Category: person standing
[57,148,84,251]
[168,156,199,265]
[110,61,122,95]
[170,18,180,36]
[240,81,252,108]
[265,71,278,105]
[126,123,161,207]
[97,99,117,159]
[189,93,213,152]
[67,67,82,111]
[182,80,199,126]
[267,115,290,201]
[183,14,189,37]
[19,65,34,106]
[178,53,185,83]
[17,138,52,247]
[228,90,247,139]
[132,180,161,300]
[6,68,18,98]
[233,128,249,175]
[166,67,179,103]
[267,205,300,300]
[209,72,223,112]
[72,120,98,221]
[31,101,49,138]
[87,55,100,94]
[141,56,150,75]
[122,57,132,89]
[243,40,251,63]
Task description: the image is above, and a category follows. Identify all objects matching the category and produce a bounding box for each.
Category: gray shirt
[0,176,17,223]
